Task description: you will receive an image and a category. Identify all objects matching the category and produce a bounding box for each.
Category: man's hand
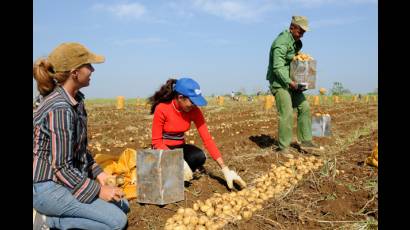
[289,81,298,90]
[221,166,247,189]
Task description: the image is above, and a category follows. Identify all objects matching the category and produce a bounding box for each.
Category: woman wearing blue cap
[149,78,247,189]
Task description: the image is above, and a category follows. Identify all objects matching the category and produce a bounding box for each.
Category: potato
[177,208,185,215]
[198,215,208,225]
[205,199,213,207]
[193,203,199,211]
[242,211,252,220]
[260,194,269,201]
[200,205,210,212]
[183,216,191,225]
[266,191,274,199]
[207,224,219,230]
[230,200,236,206]
[174,214,183,222]
[205,220,214,227]
[173,225,188,230]
[214,208,222,216]
[116,175,125,186]
[223,209,232,216]
[195,226,206,230]
[105,176,116,187]
[234,205,242,212]
[222,205,232,211]
[236,200,243,206]
[190,216,198,225]
[164,224,174,230]
[205,208,215,217]
[215,220,226,229]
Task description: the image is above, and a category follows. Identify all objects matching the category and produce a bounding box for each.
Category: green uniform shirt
[266,29,302,90]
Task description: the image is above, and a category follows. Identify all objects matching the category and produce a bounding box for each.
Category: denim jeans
[33,181,129,230]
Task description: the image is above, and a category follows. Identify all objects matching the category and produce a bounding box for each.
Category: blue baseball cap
[174,78,207,106]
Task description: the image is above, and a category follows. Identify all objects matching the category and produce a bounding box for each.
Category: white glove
[183,160,193,181]
[221,166,247,189]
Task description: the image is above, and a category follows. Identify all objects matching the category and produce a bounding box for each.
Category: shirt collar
[285,29,296,43]
[172,98,182,112]
[56,86,85,107]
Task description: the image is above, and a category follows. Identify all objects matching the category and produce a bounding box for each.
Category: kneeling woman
[149,78,246,189]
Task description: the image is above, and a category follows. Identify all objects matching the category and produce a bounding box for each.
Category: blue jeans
[33,181,129,230]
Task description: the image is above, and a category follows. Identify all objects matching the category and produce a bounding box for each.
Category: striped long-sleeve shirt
[33,86,103,203]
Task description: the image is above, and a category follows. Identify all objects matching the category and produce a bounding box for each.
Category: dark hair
[148,78,178,114]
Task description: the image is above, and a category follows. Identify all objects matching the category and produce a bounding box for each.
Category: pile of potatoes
[293,52,313,61]
[164,156,323,230]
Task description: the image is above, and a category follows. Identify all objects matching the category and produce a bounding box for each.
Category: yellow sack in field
[365,143,378,168]
[94,148,137,200]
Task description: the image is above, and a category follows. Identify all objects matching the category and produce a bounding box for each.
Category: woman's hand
[99,185,124,202]
[221,166,247,189]
[96,172,111,185]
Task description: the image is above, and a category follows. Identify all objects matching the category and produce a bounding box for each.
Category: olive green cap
[48,42,105,72]
[291,15,310,32]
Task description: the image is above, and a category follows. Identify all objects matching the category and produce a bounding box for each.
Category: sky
[33,0,378,98]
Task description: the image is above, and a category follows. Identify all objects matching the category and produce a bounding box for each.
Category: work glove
[183,160,193,181]
[221,166,247,189]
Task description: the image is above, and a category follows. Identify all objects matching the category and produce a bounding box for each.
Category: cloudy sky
[33,0,377,98]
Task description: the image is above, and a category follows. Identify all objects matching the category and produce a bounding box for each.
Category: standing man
[266,16,322,155]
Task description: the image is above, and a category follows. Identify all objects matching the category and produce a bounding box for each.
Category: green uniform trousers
[270,87,312,149]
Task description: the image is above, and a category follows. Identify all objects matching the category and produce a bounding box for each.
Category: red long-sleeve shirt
[151,99,221,160]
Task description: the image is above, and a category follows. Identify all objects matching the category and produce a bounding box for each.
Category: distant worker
[149,78,247,189]
[231,91,235,100]
[265,16,323,155]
